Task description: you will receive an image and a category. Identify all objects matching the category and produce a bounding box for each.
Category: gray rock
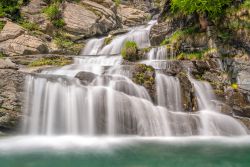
[75,71,97,84]
[0,22,24,42]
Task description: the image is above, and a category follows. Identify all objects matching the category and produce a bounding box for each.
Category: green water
[0,136,250,167]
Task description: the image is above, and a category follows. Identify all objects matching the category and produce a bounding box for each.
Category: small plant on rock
[121,41,139,61]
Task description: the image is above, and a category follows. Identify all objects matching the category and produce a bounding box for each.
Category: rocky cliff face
[148,0,250,128]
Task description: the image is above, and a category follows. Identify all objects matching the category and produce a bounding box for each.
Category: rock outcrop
[0,22,48,56]
[118,4,149,26]
[63,1,119,37]
[0,59,25,133]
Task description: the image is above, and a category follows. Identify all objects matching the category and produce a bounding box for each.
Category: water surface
[0,136,249,167]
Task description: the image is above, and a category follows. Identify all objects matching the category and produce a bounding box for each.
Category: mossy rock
[121,41,139,61]
[132,64,156,99]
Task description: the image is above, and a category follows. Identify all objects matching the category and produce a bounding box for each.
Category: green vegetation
[161,26,199,45]
[231,83,239,90]
[0,21,5,30]
[218,31,231,42]
[132,64,155,92]
[177,52,203,60]
[0,0,28,21]
[113,0,121,7]
[171,0,232,19]
[121,41,139,61]
[43,3,65,28]
[176,48,216,60]
[54,32,82,54]
[18,20,41,31]
[0,52,7,59]
[104,36,113,46]
[29,57,72,67]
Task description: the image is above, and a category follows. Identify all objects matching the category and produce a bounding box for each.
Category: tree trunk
[198,13,209,31]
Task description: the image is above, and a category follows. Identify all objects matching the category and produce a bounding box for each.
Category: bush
[43,3,61,20]
[0,0,24,21]
[171,0,232,19]
[43,3,66,28]
[121,41,139,61]
[52,19,65,28]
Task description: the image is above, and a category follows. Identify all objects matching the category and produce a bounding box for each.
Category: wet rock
[132,64,155,100]
[225,89,250,118]
[75,71,97,85]
[177,72,198,112]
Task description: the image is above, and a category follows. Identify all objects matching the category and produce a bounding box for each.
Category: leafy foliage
[43,3,65,28]
[0,0,28,21]
[171,0,232,19]
[121,41,139,61]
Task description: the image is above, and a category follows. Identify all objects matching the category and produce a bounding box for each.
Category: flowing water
[0,21,249,166]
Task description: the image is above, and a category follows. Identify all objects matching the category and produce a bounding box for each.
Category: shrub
[0,0,23,21]
[121,41,139,61]
[43,3,61,20]
[52,19,65,28]
[171,0,232,19]
[43,3,66,28]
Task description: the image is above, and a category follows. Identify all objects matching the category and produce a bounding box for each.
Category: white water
[22,21,248,137]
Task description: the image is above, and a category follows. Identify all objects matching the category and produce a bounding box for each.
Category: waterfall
[22,21,248,137]
[190,77,247,136]
[156,74,182,111]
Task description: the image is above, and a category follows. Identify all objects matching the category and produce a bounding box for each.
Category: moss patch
[29,56,72,67]
[54,31,83,54]
[132,64,155,96]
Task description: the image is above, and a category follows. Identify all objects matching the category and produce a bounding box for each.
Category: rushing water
[21,21,247,136]
[0,21,249,166]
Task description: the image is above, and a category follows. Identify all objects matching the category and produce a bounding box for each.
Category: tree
[170,0,232,30]
[0,0,27,20]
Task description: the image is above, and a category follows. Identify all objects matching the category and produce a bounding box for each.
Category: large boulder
[0,34,48,56]
[0,22,24,42]
[117,4,149,26]
[63,1,119,37]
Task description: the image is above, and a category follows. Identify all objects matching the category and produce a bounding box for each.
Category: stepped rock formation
[0,0,249,134]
